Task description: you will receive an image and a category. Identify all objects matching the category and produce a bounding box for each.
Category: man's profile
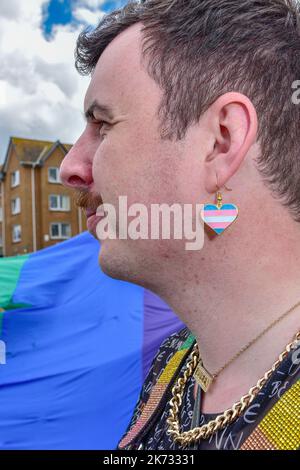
[59,0,300,450]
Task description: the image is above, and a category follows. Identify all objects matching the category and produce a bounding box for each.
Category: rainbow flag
[0,232,183,449]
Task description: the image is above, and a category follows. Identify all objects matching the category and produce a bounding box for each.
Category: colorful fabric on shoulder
[118,328,300,450]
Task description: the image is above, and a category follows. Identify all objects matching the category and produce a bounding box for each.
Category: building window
[49,194,70,211]
[12,225,21,243]
[11,170,20,188]
[11,197,21,215]
[50,223,71,240]
[0,207,2,222]
[48,167,61,184]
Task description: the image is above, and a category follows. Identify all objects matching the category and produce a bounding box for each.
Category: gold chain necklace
[166,330,300,447]
[194,299,300,392]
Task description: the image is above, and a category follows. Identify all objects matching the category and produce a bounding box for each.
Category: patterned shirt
[118,328,300,450]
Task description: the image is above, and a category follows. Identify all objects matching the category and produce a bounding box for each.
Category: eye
[92,120,110,136]
[97,120,108,128]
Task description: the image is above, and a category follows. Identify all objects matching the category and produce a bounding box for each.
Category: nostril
[68,175,87,187]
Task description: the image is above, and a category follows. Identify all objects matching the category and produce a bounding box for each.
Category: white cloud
[35,56,79,98]
[0,0,22,20]
[73,6,105,26]
[0,0,110,163]
[77,0,107,8]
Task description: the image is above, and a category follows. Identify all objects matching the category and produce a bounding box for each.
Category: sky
[0,0,128,164]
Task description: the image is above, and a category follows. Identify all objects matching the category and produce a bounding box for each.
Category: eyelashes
[91,120,110,137]
[86,116,113,140]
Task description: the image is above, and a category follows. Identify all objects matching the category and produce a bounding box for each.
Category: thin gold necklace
[194,299,300,392]
[167,330,300,447]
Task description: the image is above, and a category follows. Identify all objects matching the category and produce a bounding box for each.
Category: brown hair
[76,0,300,220]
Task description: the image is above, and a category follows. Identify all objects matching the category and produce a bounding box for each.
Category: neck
[151,211,300,411]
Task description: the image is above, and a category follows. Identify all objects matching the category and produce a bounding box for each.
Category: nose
[59,133,94,190]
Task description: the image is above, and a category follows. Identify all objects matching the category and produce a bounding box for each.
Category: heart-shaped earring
[202,189,238,235]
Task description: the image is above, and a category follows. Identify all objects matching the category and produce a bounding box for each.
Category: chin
[97,239,135,283]
[98,239,159,293]
[98,237,170,300]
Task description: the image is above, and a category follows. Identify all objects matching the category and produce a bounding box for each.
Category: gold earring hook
[216,175,232,192]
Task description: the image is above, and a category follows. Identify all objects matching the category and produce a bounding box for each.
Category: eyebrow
[84,101,115,121]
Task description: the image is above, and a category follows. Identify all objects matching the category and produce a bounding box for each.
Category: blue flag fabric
[0,232,183,449]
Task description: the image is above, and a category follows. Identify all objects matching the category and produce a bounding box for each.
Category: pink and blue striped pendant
[202,202,238,235]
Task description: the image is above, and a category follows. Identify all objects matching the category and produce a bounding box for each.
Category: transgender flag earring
[201,183,238,235]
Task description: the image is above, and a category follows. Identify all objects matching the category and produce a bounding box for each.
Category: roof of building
[12,137,54,163]
[0,137,73,177]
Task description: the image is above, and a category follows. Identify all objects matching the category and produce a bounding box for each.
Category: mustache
[73,189,103,213]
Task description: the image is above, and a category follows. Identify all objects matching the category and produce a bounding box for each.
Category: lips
[87,213,102,237]
[85,208,97,218]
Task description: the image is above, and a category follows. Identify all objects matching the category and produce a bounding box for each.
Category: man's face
[60,23,204,288]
